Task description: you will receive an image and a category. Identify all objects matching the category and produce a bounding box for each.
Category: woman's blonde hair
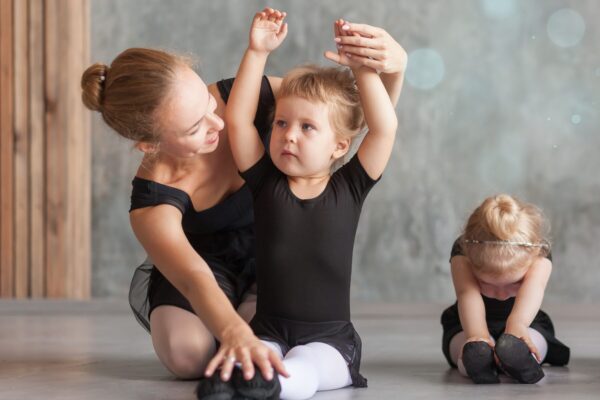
[461,194,550,275]
[278,65,365,141]
[81,48,193,144]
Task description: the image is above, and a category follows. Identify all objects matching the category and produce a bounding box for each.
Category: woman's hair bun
[81,63,109,112]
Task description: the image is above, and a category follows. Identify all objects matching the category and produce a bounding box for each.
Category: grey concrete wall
[91,0,600,302]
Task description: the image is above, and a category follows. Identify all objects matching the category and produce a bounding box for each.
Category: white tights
[449,329,548,377]
[262,341,352,400]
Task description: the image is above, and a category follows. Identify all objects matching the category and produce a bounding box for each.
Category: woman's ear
[135,141,159,154]
[332,137,351,160]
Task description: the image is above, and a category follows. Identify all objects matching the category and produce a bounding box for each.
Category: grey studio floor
[1,300,599,400]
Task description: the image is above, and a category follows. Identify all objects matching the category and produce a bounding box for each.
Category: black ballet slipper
[495,333,545,384]
[232,367,281,400]
[195,372,236,400]
[461,341,500,384]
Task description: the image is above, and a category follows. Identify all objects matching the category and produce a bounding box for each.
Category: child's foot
[461,341,500,384]
[232,367,281,400]
[195,372,236,400]
[495,333,545,384]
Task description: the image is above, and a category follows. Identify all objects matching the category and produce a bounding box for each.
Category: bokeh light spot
[406,48,445,90]
[547,9,586,48]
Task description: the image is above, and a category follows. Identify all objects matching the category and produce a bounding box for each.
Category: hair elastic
[463,239,549,249]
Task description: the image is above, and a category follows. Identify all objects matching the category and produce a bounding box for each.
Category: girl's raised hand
[249,8,288,54]
[325,19,407,74]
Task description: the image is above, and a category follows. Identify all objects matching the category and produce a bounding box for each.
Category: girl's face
[473,264,530,300]
[152,66,225,158]
[270,96,349,177]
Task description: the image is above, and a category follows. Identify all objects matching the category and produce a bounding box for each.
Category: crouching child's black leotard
[240,153,380,387]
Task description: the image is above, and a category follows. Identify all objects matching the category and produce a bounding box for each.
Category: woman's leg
[277,342,351,400]
[150,305,217,380]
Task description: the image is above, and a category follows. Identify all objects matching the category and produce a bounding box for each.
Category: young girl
[441,194,570,384]
[197,7,404,400]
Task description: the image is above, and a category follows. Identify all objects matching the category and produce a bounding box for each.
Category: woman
[80,20,406,382]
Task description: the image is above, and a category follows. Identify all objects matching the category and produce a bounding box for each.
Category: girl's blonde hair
[278,65,365,141]
[461,194,550,275]
[81,48,193,144]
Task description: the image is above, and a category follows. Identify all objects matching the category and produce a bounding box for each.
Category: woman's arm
[130,206,287,381]
[505,257,552,361]
[451,256,493,346]
[225,8,287,172]
[324,20,407,108]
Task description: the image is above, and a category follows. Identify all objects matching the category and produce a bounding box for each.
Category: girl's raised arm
[225,8,288,172]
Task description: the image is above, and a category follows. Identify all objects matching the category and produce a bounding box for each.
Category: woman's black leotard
[128,76,275,332]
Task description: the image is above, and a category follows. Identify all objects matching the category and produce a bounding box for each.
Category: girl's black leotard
[440,238,570,367]
[128,76,275,332]
[240,153,379,388]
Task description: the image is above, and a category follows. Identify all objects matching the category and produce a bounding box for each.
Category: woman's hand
[204,322,289,381]
[249,7,288,54]
[325,19,407,75]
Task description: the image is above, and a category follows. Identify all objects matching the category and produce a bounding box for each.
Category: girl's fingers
[253,12,264,25]
[333,20,341,39]
[278,12,287,24]
[324,50,347,66]
[277,23,288,40]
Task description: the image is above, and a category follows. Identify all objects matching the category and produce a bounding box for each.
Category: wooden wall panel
[0,0,90,299]
[14,0,30,298]
[0,0,15,298]
[29,0,45,298]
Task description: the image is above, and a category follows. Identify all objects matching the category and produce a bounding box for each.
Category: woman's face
[153,66,224,158]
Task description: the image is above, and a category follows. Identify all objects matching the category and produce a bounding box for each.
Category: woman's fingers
[220,352,237,381]
[336,44,381,59]
[251,349,275,381]
[335,35,382,49]
[269,349,289,378]
[345,53,383,70]
[237,348,255,380]
[342,22,381,38]
[204,348,226,377]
